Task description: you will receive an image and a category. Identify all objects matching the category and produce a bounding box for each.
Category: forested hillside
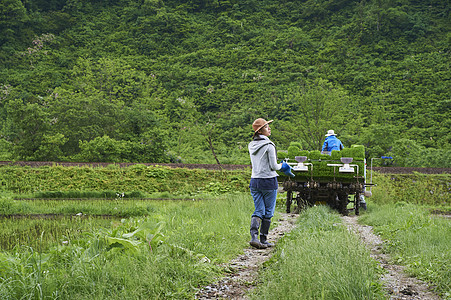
[0,0,449,166]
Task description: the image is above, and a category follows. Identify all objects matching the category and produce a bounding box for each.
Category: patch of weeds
[146,166,171,179]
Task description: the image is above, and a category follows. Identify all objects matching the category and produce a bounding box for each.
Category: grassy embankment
[0,164,251,196]
[0,164,254,298]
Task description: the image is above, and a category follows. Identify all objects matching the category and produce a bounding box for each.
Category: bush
[370,173,450,206]
[277,151,289,160]
[389,139,451,167]
[289,142,303,149]
[75,135,170,163]
[287,145,301,158]
[299,150,309,157]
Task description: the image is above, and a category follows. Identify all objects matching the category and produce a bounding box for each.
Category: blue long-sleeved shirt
[322,136,344,152]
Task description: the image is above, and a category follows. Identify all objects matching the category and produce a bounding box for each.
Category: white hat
[325,130,336,136]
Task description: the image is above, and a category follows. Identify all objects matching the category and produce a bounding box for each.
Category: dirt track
[195,213,442,299]
[195,213,297,299]
[0,161,449,174]
[343,216,440,300]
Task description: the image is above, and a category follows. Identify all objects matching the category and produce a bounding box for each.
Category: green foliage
[287,145,300,158]
[299,150,309,157]
[0,139,13,160]
[370,173,450,206]
[0,0,27,45]
[33,133,68,161]
[276,79,353,150]
[75,135,169,163]
[330,150,342,160]
[308,150,321,160]
[0,165,251,196]
[277,150,289,161]
[389,138,451,167]
[289,142,302,149]
[5,99,50,160]
[0,0,449,165]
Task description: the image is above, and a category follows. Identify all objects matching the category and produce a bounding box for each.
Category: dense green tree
[0,0,27,45]
[5,99,50,160]
[274,79,352,150]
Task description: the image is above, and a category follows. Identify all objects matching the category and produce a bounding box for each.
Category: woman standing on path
[248,118,294,249]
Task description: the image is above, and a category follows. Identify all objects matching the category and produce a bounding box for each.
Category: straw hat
[325,129,336,136]
[252,118,273,136]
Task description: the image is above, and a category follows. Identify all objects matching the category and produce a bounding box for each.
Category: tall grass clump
[360,203,451,297]
[251,206,385,300]
[163,193,254,261]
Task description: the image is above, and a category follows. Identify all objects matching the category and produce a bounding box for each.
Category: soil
[195,213,442,300]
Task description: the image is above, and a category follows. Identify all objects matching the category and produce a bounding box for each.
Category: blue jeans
[250,188,277,219]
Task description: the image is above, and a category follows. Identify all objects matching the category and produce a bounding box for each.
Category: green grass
[0,164,251,196]
[360,203,451,297]
[0,216,113,251]
[1,166,448,298]
[0,193,255,299]
[0,197,169,217]
[369,173,450,207]
[250,206,385,300]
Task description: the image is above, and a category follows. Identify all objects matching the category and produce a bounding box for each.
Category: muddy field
[0,161,449,174]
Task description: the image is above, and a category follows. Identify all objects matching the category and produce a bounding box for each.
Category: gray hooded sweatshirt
[248,135,281,178]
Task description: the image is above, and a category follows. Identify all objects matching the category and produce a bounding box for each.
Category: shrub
[299,150,309,157]
[289,142,303,149]
[277,151,289,160]
[287,145,301,158]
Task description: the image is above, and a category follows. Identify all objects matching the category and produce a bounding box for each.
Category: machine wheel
[296,193,311,212]
[354,193,360,216]
[338,193,349,216]
[286,191,293,213]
